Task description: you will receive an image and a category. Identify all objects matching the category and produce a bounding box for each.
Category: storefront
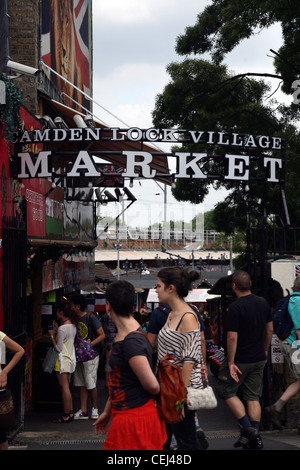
[0,101,99,420]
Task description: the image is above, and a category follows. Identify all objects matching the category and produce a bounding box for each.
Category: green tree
[204,210,217,231]
[152,59,285,231]
[152,3,300,252]
[176,0,300,95]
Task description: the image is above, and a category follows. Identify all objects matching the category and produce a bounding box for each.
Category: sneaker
[234,426,249,448]
[234,425,260,450]
[243,433,264,450]
[91,407,99,420]
[196,427,209,450]
[74,409,89,420]
[265,405,283,429]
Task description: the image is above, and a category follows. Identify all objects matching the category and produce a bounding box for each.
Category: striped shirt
[157,315,203,389]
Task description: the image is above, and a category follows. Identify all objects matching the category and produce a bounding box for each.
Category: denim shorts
[216,359,266,401]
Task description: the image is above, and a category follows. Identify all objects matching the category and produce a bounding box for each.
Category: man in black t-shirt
[216,270,273,450]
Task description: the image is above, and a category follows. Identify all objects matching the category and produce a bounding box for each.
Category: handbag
[186,355,217,410]
[42,346,58,374]
[74,333,95,363]
[0,388,16,432]
[186,383,217,410]
[156,354,187,423]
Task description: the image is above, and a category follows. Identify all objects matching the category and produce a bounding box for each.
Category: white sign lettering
[16,150,282,183]
[18,151,52,178]
[67,151,99,177]
[13,127,283,150]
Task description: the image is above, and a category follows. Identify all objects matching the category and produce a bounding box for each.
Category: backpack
[86,312,105,357]
[273,293,300,340]
[156,354,187,424]
[158,304,171,316]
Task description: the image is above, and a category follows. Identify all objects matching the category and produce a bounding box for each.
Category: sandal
[53,412,73,423]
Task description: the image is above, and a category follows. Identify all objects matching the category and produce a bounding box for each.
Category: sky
[90,1,289,227]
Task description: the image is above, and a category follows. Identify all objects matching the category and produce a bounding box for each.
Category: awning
[40,97,170,183]
[28,238,97,249]
[94,262,116,283]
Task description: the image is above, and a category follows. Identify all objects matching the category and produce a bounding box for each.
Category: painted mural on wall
[41,0,92,112]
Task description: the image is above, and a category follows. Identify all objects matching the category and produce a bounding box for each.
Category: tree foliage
[152,59,288,230]
[176,0,300,95]
[152,2,300,245]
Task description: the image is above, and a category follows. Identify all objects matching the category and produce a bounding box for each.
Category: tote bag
[42,347,58,374]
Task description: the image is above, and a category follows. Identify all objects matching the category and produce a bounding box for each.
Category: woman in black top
[94,280,166,450]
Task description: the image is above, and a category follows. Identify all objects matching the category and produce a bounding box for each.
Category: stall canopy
[146,288,221,303]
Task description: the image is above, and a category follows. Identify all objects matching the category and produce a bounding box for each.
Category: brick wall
[7,0,40,114]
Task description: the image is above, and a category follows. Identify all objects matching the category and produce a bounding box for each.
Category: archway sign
[12,126,284,184]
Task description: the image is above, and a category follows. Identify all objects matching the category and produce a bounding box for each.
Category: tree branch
[197,72,283,100]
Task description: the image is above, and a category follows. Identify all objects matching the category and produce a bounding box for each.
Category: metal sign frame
[11,127,285,186]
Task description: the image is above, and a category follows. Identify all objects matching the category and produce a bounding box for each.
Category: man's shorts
[280,341,300,379]
[73,355,99,390]
[216,359,265,401]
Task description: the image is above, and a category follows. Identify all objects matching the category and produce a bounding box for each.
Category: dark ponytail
[157,266,200,298]
[57,300,77,325]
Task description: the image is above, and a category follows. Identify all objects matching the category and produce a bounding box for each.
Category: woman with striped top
[156,266,204,450]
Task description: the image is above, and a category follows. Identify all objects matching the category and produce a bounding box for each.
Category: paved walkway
[9,374,300,451]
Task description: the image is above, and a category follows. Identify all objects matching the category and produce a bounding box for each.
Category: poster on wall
[271,334,283,364]
[22,180,46,238]
[42,258,64,293]
[41,0,92,112]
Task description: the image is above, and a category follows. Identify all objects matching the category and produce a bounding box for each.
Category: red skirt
[103,399,166,450]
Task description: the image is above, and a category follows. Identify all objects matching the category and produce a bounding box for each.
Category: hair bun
[183,267,200,284]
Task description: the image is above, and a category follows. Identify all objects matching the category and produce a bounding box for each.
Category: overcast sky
[91,1,288,224]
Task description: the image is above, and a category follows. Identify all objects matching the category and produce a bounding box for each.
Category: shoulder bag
[74,332,95,363]
[156,353,187,423]
[186,355,217,410]
[128,330,187,423]
[175,311,217,410]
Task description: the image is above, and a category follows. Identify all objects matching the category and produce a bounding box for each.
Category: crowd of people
[1,267,300,451]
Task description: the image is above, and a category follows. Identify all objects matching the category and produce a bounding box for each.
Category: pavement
[8,371,300,454]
